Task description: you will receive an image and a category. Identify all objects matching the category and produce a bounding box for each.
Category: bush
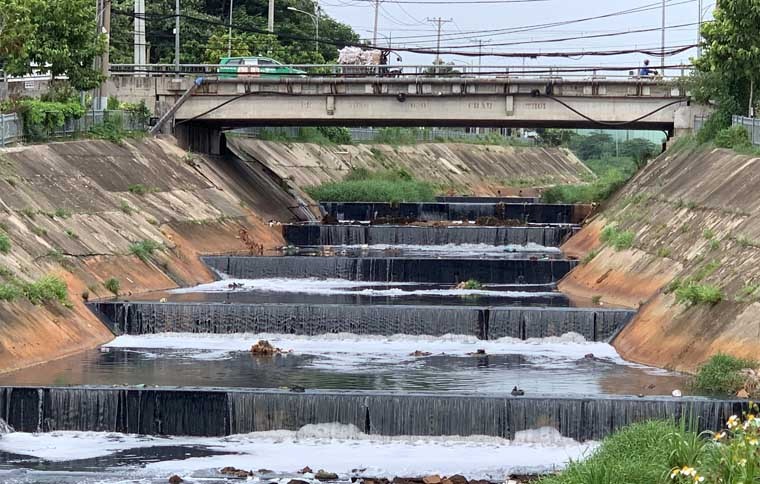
[541,420,684,484]
[458,279,482,290]
[306,169,436,203]
[129,240,162,262]
[0,283,22,301]
[541,169,628,204]
[600,224,635,251]
[104,277,120,295]
[693,353,756,395]
[0,232,10,254]
[22,275,69,305]
[713,125,750,149]
[674,282,723,306]
[17,98,85,140]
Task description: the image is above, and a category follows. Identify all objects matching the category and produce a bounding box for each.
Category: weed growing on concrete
[306,168,436,203]
[693,260,721,282]
[708,239,720,251]
[675,282,723,306]
[4,177,15,188]
[31,226,47,237]
[686,201,698,209]
[104,278,120,295]
[120,201,134,215]
[0,266,13,278]
[54,208,71,219]
[22,275,69,305]
[735,283,760,303]
[591,295,602,305]
[128,184,156,196]
[20,208,36,219]
[657,247,672,258]
[541,169,628,204]
[0,232,10,254]
[64,229,78,240]
[581,248,599,264]
[129,240,162,262]
[694,354,756,395]
[457,279,483,290]
[600,225,635,251]
[731,234,759,249]
[703,228,716,240]
[0,274,70,306]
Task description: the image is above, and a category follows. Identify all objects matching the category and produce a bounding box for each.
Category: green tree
[620,138,659,168]
[1,0,105,90]
[204,30,252,63]
[692,0,760,134]
[571,132,615,160]
[0,0,35,72]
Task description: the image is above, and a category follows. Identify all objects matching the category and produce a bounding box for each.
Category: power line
[426,17,453,64]
[114,9,698,59]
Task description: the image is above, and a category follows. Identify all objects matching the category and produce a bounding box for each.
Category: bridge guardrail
[109,63,691,82]
[733,115,760,146]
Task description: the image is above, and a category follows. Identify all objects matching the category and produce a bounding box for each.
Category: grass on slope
[541,420,693,484]
[541,156,638,204]
[305,168,437,203]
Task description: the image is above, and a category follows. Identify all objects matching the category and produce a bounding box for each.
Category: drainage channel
[0,204,732,482]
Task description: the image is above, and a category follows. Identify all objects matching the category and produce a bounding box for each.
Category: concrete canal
[0,195,741,484]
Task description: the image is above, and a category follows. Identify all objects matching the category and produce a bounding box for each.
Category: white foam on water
[0,424,596,479]
[323,243,561,255]
[105,332,629,369]
[169,278,559,298]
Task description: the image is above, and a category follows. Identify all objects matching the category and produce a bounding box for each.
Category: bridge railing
[109,63,690,81]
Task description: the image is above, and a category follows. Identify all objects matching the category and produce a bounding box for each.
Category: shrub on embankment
[543,412,760,484]
[0,274,70,307]
[693,354,758,396]
[540,420,688,484]
[305,168,437,203]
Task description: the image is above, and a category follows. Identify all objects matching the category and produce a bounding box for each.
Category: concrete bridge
[108,73,709,154]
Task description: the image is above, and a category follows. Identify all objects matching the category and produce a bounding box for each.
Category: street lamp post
[227,0,234,57]
[287,4,320,53]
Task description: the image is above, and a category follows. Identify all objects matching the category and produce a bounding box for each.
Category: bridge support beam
[175,124,224,155]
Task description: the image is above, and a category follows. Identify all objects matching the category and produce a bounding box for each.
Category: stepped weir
[90,301,634,341]
[202,256,578,284]
[282,224,577,247]
[320,202,591,224]
[0,386,744,441]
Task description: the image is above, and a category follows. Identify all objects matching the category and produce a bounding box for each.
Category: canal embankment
[559,142,760,371]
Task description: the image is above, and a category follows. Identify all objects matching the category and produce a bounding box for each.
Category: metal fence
[0,113,22,147]
[732,115,760,146]
[0,109,146,146]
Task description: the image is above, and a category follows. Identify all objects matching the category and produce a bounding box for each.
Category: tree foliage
[110,0,359,65]
[692,0,760,133]
[0,0,105,90]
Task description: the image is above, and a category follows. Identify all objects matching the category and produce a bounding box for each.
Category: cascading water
[282,225,577,247]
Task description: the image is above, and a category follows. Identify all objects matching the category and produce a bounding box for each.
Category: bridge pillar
[175,124,224,155]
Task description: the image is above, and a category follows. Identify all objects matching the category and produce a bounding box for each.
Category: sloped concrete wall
[560,143,760,371]
[0,138,292,373]
[226,137,592,196]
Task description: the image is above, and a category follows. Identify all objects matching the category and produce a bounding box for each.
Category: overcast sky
[318,0,714,74]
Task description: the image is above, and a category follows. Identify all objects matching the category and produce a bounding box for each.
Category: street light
[227,0,234,57]
[287,4,321,53]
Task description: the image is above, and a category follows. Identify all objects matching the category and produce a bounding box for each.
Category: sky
[318,0,714,75]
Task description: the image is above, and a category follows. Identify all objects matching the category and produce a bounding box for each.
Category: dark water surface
[0,347,688,397]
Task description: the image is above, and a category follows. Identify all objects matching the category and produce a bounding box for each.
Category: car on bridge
[218,56,307,78]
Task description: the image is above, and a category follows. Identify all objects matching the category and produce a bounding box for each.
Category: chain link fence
[0,110,146,146]
[235,126,521,143]
[732,115,760,146]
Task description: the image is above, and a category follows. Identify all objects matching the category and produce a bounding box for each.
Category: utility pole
[426,17,453,66]
[696,0,703,58]
[373,0,381,46]
[99,0,111,110]
[268,0,274,33]
[134,0,146,66]
[660,0,665,74]
[227,0,234,57]
[174,0,180,75]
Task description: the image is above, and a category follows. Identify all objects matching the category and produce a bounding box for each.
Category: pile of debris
[251,340,283,356]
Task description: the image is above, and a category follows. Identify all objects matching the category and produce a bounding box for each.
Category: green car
[218,56,307,78]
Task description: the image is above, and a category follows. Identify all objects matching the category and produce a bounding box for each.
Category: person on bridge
[639,60,658,77]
